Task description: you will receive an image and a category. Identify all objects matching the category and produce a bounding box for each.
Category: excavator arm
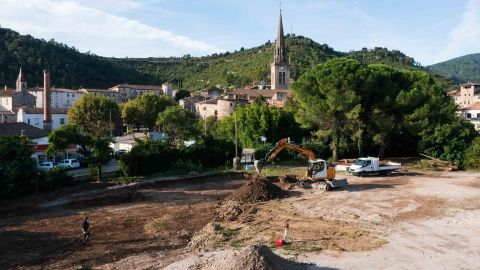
[254,138,347,190]
[256,138,316,173]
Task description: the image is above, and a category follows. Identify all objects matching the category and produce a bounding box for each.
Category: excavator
[255,138,348,191]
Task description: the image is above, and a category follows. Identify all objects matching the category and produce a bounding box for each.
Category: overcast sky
[1,0,479,65]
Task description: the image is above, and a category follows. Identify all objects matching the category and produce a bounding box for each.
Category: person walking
[82,217,90,243]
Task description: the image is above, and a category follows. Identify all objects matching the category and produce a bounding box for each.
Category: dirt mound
[215,178,286,222]
[226,177,287,204]
[199,245,307,270]
[278,175,297,183]
[187,223,234,252]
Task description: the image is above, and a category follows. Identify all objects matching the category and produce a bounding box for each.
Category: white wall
[0,97,13,111]
[30,90,84,109]
[18,112,68,130]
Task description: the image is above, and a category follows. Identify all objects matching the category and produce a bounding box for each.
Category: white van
[57,159,81,169]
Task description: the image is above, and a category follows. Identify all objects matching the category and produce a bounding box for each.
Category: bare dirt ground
[0,174,248,269]
[1,169,479,270]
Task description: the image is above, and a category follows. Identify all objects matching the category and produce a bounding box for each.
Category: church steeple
[271,10,290,90]
[16,66,27,91]
[274,11,287,65]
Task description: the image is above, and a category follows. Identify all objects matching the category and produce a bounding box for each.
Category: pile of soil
[215,177,286,221]
[278,175,297,183]
[187,223,229,252]
[226,177,287,203]
[196,245,307,270]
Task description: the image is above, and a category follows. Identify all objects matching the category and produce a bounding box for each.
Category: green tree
[48,124,113,182]
[0,136,36,198]
[57,94,119,181]
[464,137,480,169]
[418,118,477,167]
[156,105,200,144]
[68,94,119,136]
[293,58,363,161]
[175,89,191,101]
[121,94,175,131]
[216,101,303,148]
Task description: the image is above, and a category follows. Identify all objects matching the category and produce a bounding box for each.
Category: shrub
[464,137,480,170]
[120,139,179,176]
[253,144,273,160]
[39,168,74,191]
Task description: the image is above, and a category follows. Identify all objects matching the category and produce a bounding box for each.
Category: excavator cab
[307,159,335,180]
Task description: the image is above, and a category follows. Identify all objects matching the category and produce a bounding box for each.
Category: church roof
[16,67,26,83]
[273,12,288,65]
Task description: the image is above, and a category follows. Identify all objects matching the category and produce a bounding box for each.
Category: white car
[57,159,81,169]
[37,162,57,171]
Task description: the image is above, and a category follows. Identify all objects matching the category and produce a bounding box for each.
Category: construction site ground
[1,167,479,269]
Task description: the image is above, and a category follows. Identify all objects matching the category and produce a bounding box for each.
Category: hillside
[0,27,421,90]
[428,53,480,84]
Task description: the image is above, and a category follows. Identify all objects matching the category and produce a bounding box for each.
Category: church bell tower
[271,11,290,90]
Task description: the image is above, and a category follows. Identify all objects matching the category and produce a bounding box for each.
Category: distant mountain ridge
[428,53,480,84]
[0,27,422,91]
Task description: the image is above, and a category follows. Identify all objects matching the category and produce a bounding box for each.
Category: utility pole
[233,111,240,170]
[234,112,238,157]
[104,108,117,137]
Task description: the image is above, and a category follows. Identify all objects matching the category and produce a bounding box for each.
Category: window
[67,93,69,97]
[60,118,65,124]
[214,110,218,116]
[466,113,472,119]
[34,118,39,125]
[28,119,30,124]
[477,113,480,118]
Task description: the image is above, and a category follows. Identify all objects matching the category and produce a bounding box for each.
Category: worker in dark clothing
[82,217,90,243]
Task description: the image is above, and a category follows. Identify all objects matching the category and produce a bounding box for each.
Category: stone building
[29,87,83,109]
[0,67,36,113]
[449,83,480,108]
[195,98,248,120]
[448,82,480,130]
[109,84,166,103]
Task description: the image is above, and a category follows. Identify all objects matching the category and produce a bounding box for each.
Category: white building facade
[17,108,68,130]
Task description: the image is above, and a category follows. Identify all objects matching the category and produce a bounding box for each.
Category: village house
[29,87,83,109]
[449,83,480,108]
[17,107,68,130]
[449,82,480,130]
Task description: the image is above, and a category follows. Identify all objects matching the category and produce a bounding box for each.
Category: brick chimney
[43,69,52,131]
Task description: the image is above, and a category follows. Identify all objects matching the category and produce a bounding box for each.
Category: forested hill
[428,53,480,84]
[0,27,421,90]
[0,28,155,89]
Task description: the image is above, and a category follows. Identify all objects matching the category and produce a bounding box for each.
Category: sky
[0,0,479,65]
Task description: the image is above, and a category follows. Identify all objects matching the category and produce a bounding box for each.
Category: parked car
[37,162,57,171]
[57,159,81,169]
